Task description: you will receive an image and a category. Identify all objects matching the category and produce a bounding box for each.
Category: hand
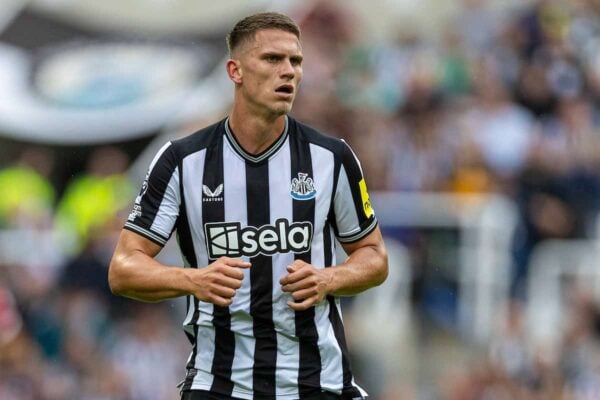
[186,257,250,307]
[279,260,333,311]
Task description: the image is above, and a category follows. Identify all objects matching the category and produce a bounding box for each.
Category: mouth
[275,84,294,96]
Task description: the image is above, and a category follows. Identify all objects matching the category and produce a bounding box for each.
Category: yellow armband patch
[358,178,373,218]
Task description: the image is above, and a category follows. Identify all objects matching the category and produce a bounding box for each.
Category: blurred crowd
[0,144,189,399]
[294,0,599,295]
[0,0,599,399]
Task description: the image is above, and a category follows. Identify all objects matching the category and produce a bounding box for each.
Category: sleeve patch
[359,178,373,218]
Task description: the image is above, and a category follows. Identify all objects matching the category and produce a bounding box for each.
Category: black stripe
[203,137,235,396]
[290,132,321,397]
[123,223,167,246]
[327,296,361,398]
[323,223,332,268]
[178,163,201,378]
[183,297,200,371]
[133,144,178,231]
[337,219,378,244]
[340,143,369,227]
[328,147,343,237]
[246,161,277,397]
[177,171,199,269]
[324,207,360,396]
[181,367,197,393]
[181,389,239,400]
[178,170,200,372]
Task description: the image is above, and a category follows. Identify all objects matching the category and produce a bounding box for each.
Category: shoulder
[168,118,226,159]
[290,117,360,168]
[289,117,346,156]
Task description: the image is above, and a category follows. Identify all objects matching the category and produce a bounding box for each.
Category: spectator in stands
[55,146,134,253]
[0,146,55,229]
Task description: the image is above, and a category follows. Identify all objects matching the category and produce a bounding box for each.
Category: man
[109,12,388,400]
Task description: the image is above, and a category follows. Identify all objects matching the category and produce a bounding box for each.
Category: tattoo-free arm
[108,230,250,304]
[330,225,388,296]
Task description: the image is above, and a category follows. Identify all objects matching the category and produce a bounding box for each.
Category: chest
[181,146,334,258]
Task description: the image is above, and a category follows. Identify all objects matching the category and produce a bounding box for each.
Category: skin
[108,27,388,310]
[226,29,304,154]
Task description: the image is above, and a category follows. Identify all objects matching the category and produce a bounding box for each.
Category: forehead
[245,29,302,55]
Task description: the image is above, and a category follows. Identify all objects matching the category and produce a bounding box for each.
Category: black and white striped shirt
[125,116,377,399]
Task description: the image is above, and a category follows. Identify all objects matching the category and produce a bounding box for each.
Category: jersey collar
[224,116,289,163]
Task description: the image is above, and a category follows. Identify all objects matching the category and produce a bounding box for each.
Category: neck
[228,103,287,155]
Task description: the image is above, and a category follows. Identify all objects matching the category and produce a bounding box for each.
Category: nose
[280,59,295,79]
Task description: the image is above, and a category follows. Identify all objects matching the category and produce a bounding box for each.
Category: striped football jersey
[125,116,377,399]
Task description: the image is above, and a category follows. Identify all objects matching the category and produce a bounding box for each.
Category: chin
[271,104,293,116]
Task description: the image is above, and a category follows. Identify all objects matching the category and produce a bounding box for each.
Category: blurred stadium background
[0,0,599,398]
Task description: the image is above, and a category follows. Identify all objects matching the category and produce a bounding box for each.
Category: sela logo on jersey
[205,218,313,259]
[203,184,223,202]
[290,172,316,200]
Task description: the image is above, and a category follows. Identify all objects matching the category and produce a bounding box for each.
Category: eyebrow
[261,52,303,62]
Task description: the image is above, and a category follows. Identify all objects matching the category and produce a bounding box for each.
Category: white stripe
[178,158,196,340]
[181,151,208,264]
[331,228,338,267]
[181,244,197,342]
[150,166,180,238]
[326,231,341,392]
[337,218,378,243]
[319,302,344,392]
[309,144,344,390]
[223,138,256,394]
[309,144,335,266]
[334,166,361,237]
[123,222,167,245]
[268,142,300,398]
[180,150,216,390]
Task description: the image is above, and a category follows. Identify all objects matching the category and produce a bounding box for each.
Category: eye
[265,55,279,63]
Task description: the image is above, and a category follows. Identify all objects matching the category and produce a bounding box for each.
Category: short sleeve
[332,141,378,243]
[124,142,180,246]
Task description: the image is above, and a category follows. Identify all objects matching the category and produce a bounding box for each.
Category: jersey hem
[123,222,168,246]
[337,218,378,244]
[187,383,346,399]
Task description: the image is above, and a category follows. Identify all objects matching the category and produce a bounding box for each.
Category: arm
[109,230,250,304]
[330,225,388,295]
[279,226,388,310]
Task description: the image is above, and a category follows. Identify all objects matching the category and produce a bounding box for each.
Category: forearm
[109,249,192,302]
[327,243,388,296]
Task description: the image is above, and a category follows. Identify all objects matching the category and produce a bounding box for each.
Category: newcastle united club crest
[290,172,316,200]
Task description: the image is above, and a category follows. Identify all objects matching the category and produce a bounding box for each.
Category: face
[229,29,303,118]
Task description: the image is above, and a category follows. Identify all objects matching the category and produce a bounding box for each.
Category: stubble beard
[266,99,294,118]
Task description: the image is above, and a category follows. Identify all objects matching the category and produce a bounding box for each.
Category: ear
[226,59,242,84]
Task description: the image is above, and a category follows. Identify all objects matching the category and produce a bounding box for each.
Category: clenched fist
[186,257,251,307]
[279,260,333,311]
